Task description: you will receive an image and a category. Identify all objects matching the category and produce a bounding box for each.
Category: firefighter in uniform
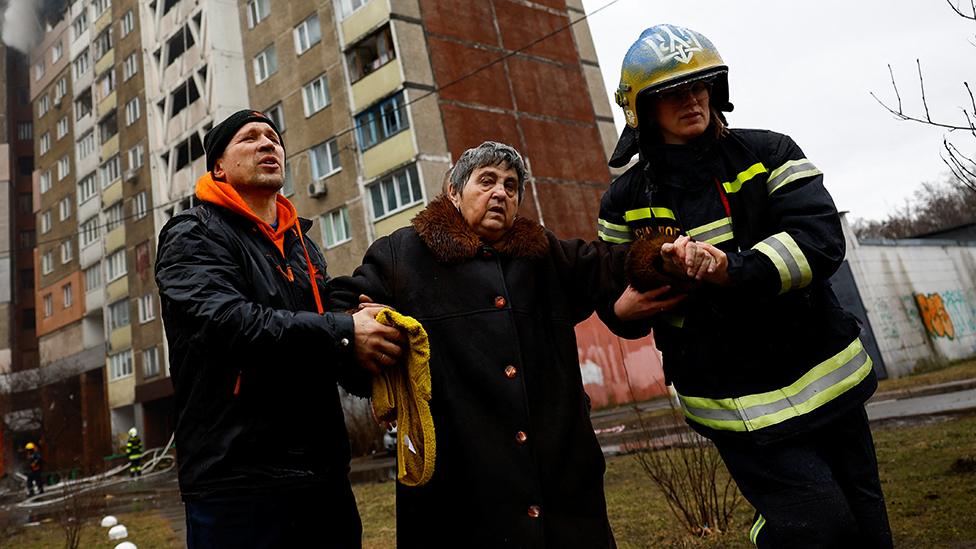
[599,25,893,547]
[126,427,144,477]
[24,442,44,496]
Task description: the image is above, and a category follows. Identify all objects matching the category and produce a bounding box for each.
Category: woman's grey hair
[449,141,527,202]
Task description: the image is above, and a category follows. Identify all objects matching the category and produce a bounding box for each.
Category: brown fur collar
[411,195,548,262]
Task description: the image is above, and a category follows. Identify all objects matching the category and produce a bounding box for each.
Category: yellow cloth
[371,308,435,486]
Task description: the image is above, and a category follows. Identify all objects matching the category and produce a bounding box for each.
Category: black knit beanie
[204,109,283,172]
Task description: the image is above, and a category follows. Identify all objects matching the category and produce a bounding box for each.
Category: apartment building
[20,0,627,467]
[235,0,616,277]
[1,34,54,476]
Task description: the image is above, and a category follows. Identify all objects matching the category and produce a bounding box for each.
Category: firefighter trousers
[714,406,893,548]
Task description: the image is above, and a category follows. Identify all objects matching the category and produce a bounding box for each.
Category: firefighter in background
[126,428,143,477]
[24,442,44,496]
[600,25,892,547]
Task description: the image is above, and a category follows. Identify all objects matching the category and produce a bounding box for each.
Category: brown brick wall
[419,0,609,240]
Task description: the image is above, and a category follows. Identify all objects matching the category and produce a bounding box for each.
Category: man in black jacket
[155,110,403,548]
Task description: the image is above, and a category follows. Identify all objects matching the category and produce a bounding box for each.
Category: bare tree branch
[946,0,976,20]
[917,59,933,122]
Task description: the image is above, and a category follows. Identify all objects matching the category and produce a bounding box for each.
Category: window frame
[302,74,330,117]
[309,138,341,181]
[293,13,322,55]
[368,163,424,220]
[253,44,278,84]
[321,206,352,249]
[109,350,134,381]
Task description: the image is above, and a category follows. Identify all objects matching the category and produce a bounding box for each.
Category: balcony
[104,224,125,254]
[374,202,423,238]
[362,130,415,180]
[99,134,119,160]
[106,275,128,304]
[108,325,132,355]
[94,48,115,77]
[350,60,401,113]
[341,0,389,45]
[107,368,135,409]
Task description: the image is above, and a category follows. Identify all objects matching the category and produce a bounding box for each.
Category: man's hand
[352,304,404,375]
[613,285,688,322]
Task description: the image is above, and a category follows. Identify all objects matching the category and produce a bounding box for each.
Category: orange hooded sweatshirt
[194,172,325,314]
[195,172,298,257]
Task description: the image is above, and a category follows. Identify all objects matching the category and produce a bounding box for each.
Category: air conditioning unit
[307,181,327,198]
[53,95,62,106]
[124,169,138,182]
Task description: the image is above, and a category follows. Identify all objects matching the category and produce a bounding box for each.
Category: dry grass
[353,412,976,549]
[5,411,975,548]
[3,511,180,548]
[878,358,976,394]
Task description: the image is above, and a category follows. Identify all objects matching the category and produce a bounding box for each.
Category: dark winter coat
[599,128,876,444]
[326,196,631,548]
[155,202,361,501]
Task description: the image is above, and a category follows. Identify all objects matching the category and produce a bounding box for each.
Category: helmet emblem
[647,25,703,65]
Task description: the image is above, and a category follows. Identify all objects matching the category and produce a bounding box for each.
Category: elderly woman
[599,25,891,548]
[328,141,658,548]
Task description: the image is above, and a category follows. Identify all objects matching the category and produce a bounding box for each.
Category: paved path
[866,387,976,421]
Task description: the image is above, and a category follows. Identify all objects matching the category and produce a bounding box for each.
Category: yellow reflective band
[598,230,631,244]
[687,217,734,245]
[722,162,767,194]
[750,515,766,545]
[753,232,812,294]
[767,158,822,195]
[624,207,676,222]
[678,338,873,432]
[597,219,633,243]
[598,218,629,232]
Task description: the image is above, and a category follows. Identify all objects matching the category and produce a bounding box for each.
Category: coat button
[504,365,517,379]
[494,296,506,308]
[527,505,541,518]
[515,431,527,444]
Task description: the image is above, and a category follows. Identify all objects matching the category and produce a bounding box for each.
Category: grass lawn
[2,511,180,548]
[877,358,976,394]
[6,412,975,548]
[355,411,976,548]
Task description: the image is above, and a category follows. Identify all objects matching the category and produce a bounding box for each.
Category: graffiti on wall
[914,292,956,339]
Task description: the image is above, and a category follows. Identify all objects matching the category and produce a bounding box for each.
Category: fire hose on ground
[10,433,177,508]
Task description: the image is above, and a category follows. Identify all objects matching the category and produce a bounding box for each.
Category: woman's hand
[613,285,688,322]
[661,236,716,280]
[695,242,731,286]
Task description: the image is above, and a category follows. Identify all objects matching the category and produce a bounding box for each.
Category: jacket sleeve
[155,215,355,362]
[597,176,635,244]
[725,133,846,297]
[323,236,399,398]
[549,234,652,339]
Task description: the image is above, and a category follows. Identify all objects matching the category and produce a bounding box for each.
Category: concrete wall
[845,218,976,377]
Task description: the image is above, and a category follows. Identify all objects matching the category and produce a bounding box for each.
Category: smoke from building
[1,0,67,54]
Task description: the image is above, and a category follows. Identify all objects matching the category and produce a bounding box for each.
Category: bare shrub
[632,403,742,537]
[54,480,103,549]
[620,354,743,538]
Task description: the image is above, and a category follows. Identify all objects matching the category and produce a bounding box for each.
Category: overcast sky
[581,0,976,221]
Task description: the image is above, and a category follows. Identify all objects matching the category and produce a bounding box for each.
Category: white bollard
[108,524,128,540]
[114,542,137,549]
[100,515,119,528]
